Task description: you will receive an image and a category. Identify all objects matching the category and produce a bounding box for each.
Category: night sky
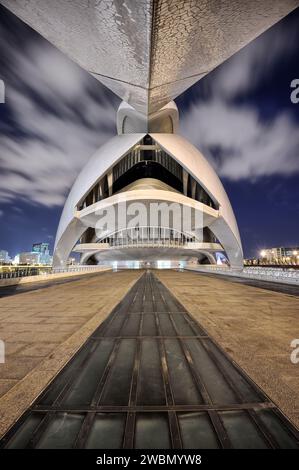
[0,5,298,259]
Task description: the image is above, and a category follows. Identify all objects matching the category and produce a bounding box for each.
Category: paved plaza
[0,269,298,444]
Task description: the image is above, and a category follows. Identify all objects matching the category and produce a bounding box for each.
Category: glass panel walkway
[1,272,298,449]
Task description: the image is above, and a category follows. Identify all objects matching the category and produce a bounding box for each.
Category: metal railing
[98,226,199,249]
[187,265,299,285]
[52,265,110,274]
[0,266,52,280]
[0,265,110,279]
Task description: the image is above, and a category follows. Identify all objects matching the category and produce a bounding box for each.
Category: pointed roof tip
[1,0,298,113]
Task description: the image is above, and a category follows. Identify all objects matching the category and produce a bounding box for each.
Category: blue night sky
[0,5,298,259]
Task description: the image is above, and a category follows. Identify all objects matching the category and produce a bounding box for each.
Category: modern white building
[53,101,243,268]
[2,1,298,269]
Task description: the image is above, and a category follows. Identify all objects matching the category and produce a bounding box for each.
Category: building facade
[261,247,299,264]
[53,102,243,268]
[32,243,52,265]
[0,250,9,264]
[14,252,39,265]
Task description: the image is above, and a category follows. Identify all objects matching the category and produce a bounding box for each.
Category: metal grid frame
[1,272,298,449]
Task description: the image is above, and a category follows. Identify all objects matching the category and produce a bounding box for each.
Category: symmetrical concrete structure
[2,1,298,269]
[52,101,243,268]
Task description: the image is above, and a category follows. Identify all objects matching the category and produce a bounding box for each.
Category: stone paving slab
[0,266,110,287]
[0,270,141,438]
[156,270,299,429]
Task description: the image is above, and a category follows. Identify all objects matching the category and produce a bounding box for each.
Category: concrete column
[192,179,196,199]
[183,169,188,196]
[107,170,113,197]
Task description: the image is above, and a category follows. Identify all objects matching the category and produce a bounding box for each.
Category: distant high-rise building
[32,243,49,254]
[0,250,9,264]
[14,252,39,265]
[32,243,52,265]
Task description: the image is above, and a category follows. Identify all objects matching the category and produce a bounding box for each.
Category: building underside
[1,1,298,115]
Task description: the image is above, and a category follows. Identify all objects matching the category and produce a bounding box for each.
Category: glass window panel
[121,315,140,336]
[130,295,143,313]
[39,343,92,405]
[164,339,202,405]
[161,294,182,313]
[220,411,268,449]
[141,315,157,336]
[205,340,263,403]
[137,339,165,405]
[62,340,115,406]
[104,315,126,337]
[5,413,44,449]
[178,412,220,449]
[155,299,168,312]
[100,339,136,405]
[85,413,126,449]
[36,413,84,449]
[186,339,238,405]
[256,409,299,449]
[135,413,171,449]
[171,314,196,336]
[159,314,176,336]
[143,295,154,313]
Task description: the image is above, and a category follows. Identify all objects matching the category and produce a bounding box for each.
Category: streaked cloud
[0,32,118,207]
[0,6,298,211]
[180,99,299,181]
[180,18,299,180]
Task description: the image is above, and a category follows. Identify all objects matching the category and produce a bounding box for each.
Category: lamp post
[260,250,266,265]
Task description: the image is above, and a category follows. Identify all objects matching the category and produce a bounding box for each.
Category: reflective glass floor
[1,272,298,449]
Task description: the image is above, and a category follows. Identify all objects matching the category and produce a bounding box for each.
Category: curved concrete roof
[1,0,298,114]
[54,133,145,247]
[151,133,241,247]
[53,133,243,268]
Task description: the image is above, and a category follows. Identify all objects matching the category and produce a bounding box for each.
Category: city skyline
[0,241,52,263]
[0,6,299,259]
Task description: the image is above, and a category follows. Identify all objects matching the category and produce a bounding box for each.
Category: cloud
[180,17,299,181]
[202,15,299,101]
[0,6,298,209]
[0,24,119,207]
[180,99,299,181]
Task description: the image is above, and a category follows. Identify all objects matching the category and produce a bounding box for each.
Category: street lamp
[260,250,266,265]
